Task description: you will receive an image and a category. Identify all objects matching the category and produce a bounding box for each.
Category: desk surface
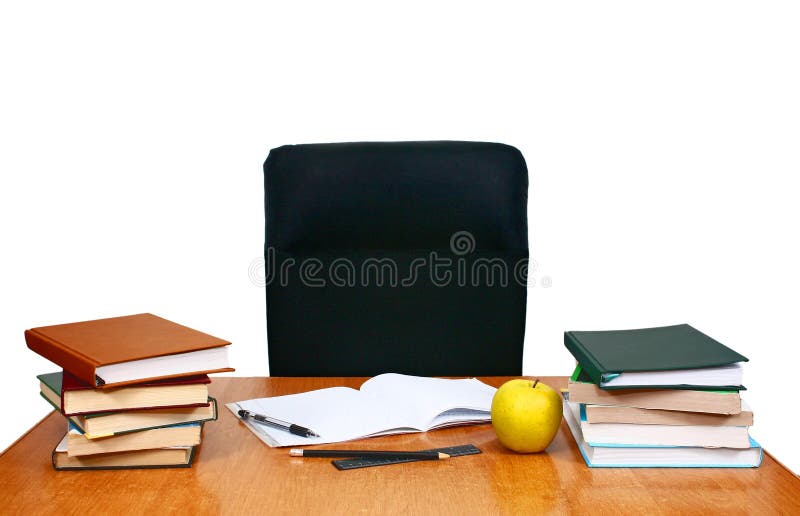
[1,376,798,514]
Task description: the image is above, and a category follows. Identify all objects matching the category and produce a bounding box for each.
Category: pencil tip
[438,452,450,459]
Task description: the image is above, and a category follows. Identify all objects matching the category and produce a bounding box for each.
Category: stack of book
[25,313,233,470]
[562,324,763,468]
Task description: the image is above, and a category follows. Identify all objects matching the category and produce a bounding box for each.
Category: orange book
[26,313,233,388]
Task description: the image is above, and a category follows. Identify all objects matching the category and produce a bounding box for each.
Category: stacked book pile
[562,324,763,468]
[25,314,233,470]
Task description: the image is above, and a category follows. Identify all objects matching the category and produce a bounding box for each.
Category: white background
[1,2,798,474]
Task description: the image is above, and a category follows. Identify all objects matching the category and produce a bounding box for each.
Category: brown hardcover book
[585,401,754,426]
[25,313,234,388]
[568,379,741,414]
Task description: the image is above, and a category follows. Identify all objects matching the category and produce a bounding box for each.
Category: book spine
[209,397,218,421]
[37,390,73,421]
[564,332,606,384]
[25,330,99,387]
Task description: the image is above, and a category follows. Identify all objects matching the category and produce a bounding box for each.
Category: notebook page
[428,408,494,429]
[359,374,496,429]
[230,387,408,447]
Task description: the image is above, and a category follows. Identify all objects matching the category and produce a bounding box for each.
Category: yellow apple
[491,378,563,453]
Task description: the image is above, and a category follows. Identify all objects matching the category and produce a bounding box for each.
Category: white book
[227,373,496,447]
[600,363,744,388]
[573,401,750,448]
[562,393,762,468]
[95,346,231,386]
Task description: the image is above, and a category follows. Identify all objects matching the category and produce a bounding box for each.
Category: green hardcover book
[564,324,748,390]
[52,434,197,470]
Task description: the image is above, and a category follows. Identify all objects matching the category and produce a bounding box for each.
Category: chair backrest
[264,141,529,376]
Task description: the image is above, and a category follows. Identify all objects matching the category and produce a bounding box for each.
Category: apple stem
[533,378,539,388]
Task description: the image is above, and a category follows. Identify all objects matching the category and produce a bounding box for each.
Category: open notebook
[227,374,497,447]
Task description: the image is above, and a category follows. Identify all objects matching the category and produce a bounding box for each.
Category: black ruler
[332,444,481,470]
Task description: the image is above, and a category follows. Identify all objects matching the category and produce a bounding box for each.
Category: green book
[52,434,198,470]
[564,324,748,390]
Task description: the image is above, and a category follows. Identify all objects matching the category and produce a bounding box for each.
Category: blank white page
[230,387,407,447]
[96,346,230,385]
[601,363,744,388]
[359,374,496,429]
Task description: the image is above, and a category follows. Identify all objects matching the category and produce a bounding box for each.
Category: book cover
[39,389,218,438]
[562,392,762,468]
[79,398,218,438]
[584,400,754,426]
[575,402,751,448]
[66,421,203,456]
[564,324,748,389]
[52,434,197,470]
[25,313,234,388]
[38,370,211,416]
[568,365,742,414]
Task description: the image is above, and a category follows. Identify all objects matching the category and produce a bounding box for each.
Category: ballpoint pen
[237,409,320,438]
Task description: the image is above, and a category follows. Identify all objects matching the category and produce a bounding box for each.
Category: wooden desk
[1,377,798,514]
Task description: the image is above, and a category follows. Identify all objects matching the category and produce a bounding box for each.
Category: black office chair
[263,141,529,376]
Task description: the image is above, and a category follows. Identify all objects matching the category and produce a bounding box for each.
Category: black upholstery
[264,141,529,376]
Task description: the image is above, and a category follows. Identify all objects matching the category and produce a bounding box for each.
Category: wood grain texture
[1,377,798,515]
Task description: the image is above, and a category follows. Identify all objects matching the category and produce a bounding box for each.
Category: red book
[38,370,211,416]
